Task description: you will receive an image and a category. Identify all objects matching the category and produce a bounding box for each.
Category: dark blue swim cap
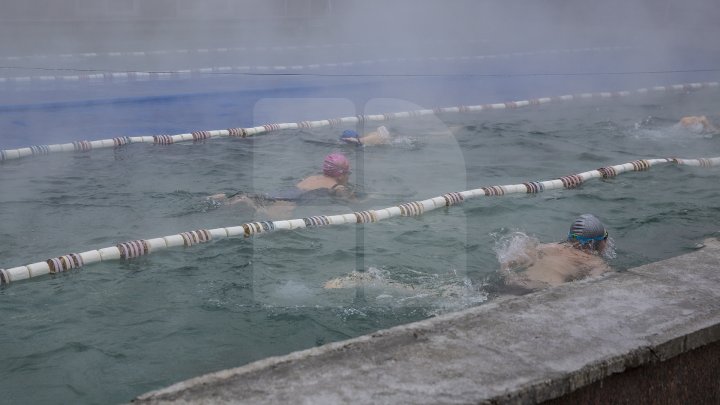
[341,129,359,140]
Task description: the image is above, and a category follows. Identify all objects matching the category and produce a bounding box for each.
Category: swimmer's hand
[331,184,355,199]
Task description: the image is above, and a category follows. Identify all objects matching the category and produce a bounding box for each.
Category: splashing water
[493,231,540,267]
[600,236,617,260]
[631,116,714,140]
[324,266,487,314]
[390,136,422,149]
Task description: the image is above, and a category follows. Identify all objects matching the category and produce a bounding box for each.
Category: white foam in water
[323,267,392,290]
[339,307,368,321]
[427,277,489,315]
[678,121,706,134]
[390,136,421,149]
[601,237,617,260]
[270,280,314,305]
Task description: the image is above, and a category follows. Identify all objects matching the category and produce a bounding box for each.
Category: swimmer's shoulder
[551,243,610,273]
[534,242,607,269]
[296,175,335,190]
[556,243,595,259]
[537,242,568,255]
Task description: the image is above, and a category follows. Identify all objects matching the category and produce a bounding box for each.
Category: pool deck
[134,237,720,404]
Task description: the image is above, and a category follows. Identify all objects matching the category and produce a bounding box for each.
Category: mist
[1,4,719,404]
[2,1,718,51]
[0,0,719,144]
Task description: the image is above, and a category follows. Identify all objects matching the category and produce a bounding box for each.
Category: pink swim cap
[322,153,350,178]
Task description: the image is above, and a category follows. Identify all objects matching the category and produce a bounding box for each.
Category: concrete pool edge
[133,237,720,404]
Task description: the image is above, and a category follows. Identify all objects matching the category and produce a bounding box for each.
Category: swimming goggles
[568,230,608,244]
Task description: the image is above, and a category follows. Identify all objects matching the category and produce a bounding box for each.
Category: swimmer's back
[504,243,610,291]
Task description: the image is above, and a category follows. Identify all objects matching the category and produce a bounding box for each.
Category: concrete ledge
[134,237,720,404]
[545,339,720,404]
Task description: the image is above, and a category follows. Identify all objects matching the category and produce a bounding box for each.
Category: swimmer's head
[340,129,361,144]
[568,214,608,252]
[322,152,351,179]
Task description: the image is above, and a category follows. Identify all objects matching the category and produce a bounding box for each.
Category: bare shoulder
[537,242,567,254]
[533,242,610,280]
[554,243,610,275]
[296,175,334,190]
[536,242,590,261]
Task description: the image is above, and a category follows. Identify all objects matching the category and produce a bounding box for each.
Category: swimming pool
[1,44,719,403]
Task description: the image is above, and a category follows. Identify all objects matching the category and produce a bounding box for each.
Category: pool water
[1,78,720,403]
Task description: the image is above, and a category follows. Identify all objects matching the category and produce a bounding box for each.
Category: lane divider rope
[0,46,631,85]
[1,80,717,164]
[0,39,489,63]
[1,156,717,285]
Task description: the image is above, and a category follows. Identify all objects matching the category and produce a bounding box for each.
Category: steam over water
[1,1,720,403]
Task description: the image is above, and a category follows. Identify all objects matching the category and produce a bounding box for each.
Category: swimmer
[208,152,355,218]
[340,126,393,146]
[678,115,718,134]
[323,267,480,302]
[499,214,612,294]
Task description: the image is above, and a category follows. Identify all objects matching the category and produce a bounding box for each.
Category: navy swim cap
[341,129,359,139]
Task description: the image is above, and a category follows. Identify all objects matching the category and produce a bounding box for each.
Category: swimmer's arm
[361,126,392,145]
[226,194,260,207]
[208,193,228,201]
[360,132,382,145]
[208,193,258,207]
